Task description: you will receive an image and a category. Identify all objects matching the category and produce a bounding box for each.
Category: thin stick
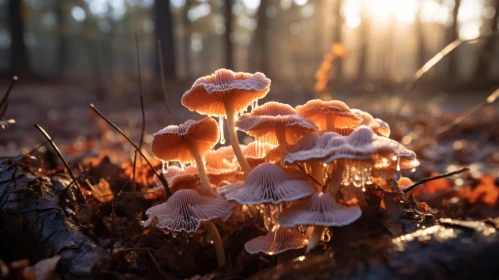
[0,76,18,118]
[435,88,499,136]
[120,247,155,252]
[34,124,85,201]
[403,167,469,193]
[0,139,51,175]
[397,34,499,115]
[147,249,167,280]
[132,149,138,193]
[89,104,171,198]
[296,163,324,188]
[134,35,146,192]
[156,40,174,124]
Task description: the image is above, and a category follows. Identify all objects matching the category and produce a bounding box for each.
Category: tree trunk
[357,1,370,81]
[447,0,461,79]
[55,0,67,78]
[252,0,269,73]
[183,0,193,79]
[415,1,426,68]
[224,0,234,69]
[473,0,499,81]
[332,0,344,79]
[154,0,176,79]
[7,0,30,77]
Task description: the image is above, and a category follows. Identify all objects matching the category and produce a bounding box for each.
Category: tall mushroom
[142,189,234,267]
[151,117,219,194]
[236,102,318,150]
[182,69,271,173]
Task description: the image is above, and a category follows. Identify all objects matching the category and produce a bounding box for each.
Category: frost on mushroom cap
[296,99,362,130]
[277,192,362,227]
[351,108,374,125]
[284,132,346,164]
[181,69,271,117]
[142,189,234,233]
[151,117,219,164]
[244,226,308,255]
[216,163,315,204]
[369,118,391,137]
[236,102,318,146]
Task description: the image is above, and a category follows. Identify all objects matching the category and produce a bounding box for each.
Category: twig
[397,33,499,115]
[435,88,499,136]
[0,76,18,118]
[34,124,86,202]
[147,249,167,280]
[156,40,174,124]
[134,35,147,192]
[0,139,51,175]
[120,247,155,252]
[89,104,171,198]
[296,163,324,188]
[403,167,469,193]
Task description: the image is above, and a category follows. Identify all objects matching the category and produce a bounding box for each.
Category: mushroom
[242,141,274,168]
[151,117,219,194]
[244,226,309,255]
[277,192,361,253]
[236,102,318,150]
[217,162,315,230]
[352,108,391,137]
[142,189,234,268]
[296,99,362,132]
[182,69,271,173]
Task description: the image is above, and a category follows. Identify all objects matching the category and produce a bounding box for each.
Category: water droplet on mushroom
[396,157,401,172]
[218,116,225,144]
[322,228,331,242]
[180,163,185,171]
[162,161,168,174]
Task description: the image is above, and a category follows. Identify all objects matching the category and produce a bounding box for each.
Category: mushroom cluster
[143,69,419,265]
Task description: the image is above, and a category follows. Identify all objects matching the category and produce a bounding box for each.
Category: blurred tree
[415,0,427,68]
[224,0,233,69]
[447,0,461,78]
[183,0,193,79]
[55,0,67,77]
[474,0,499,80]
[332,0,344,79]
[251,0,269,73]
[8,0,30,77]
[357,0,370,81]
[154,0,176,79]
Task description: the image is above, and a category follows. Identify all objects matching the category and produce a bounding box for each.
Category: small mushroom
[277,192,361,252]
[242,141,274,168]
[182,69,271,173]
[217,162,315,230]
[236,102,318,149]
[244,226,308,255]
[151,117,219,194]
[142,189,235,267]
[296,99,362,132]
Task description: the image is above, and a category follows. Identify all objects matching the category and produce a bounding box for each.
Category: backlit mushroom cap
[169,166,202,193]
[351,108,374,125]
[142,189,234,233]
[369,118,391,137]
[151,117,219,164]
[181,69,271,117]
[236,102,318,146]
[205,149,237,175]
[244,227,308,255]
[284,132,346,165]
[242,141,274,168]
[296,99,362,131]
[398,177,413,191]
[213,146,236,162]
[277,192,362,227]
[217,163,315,204]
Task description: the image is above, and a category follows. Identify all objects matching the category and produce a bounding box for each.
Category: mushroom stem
[310,161,325,188]
[306,226,325,253]
[325,113,336,131]
[275,125,289,150]
[225,104,252,173]
[205,221,226,268]
[187,142,212,194]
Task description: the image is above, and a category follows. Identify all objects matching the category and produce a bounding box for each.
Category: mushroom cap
[151,117,219,164]
[216,163,315,205]
[351,108,374,125]
[369,118,391,137]
[277,192,362,227]
[236,102,318,146]
[142,189,234,233]
[169,166,202,193]
[296,99,362,130]
[181,69,271,117]
[242,141,275,168]
[284,132,346,164]
[397,177,414,191]
[244,226,308,255]
[205,149,237,175]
